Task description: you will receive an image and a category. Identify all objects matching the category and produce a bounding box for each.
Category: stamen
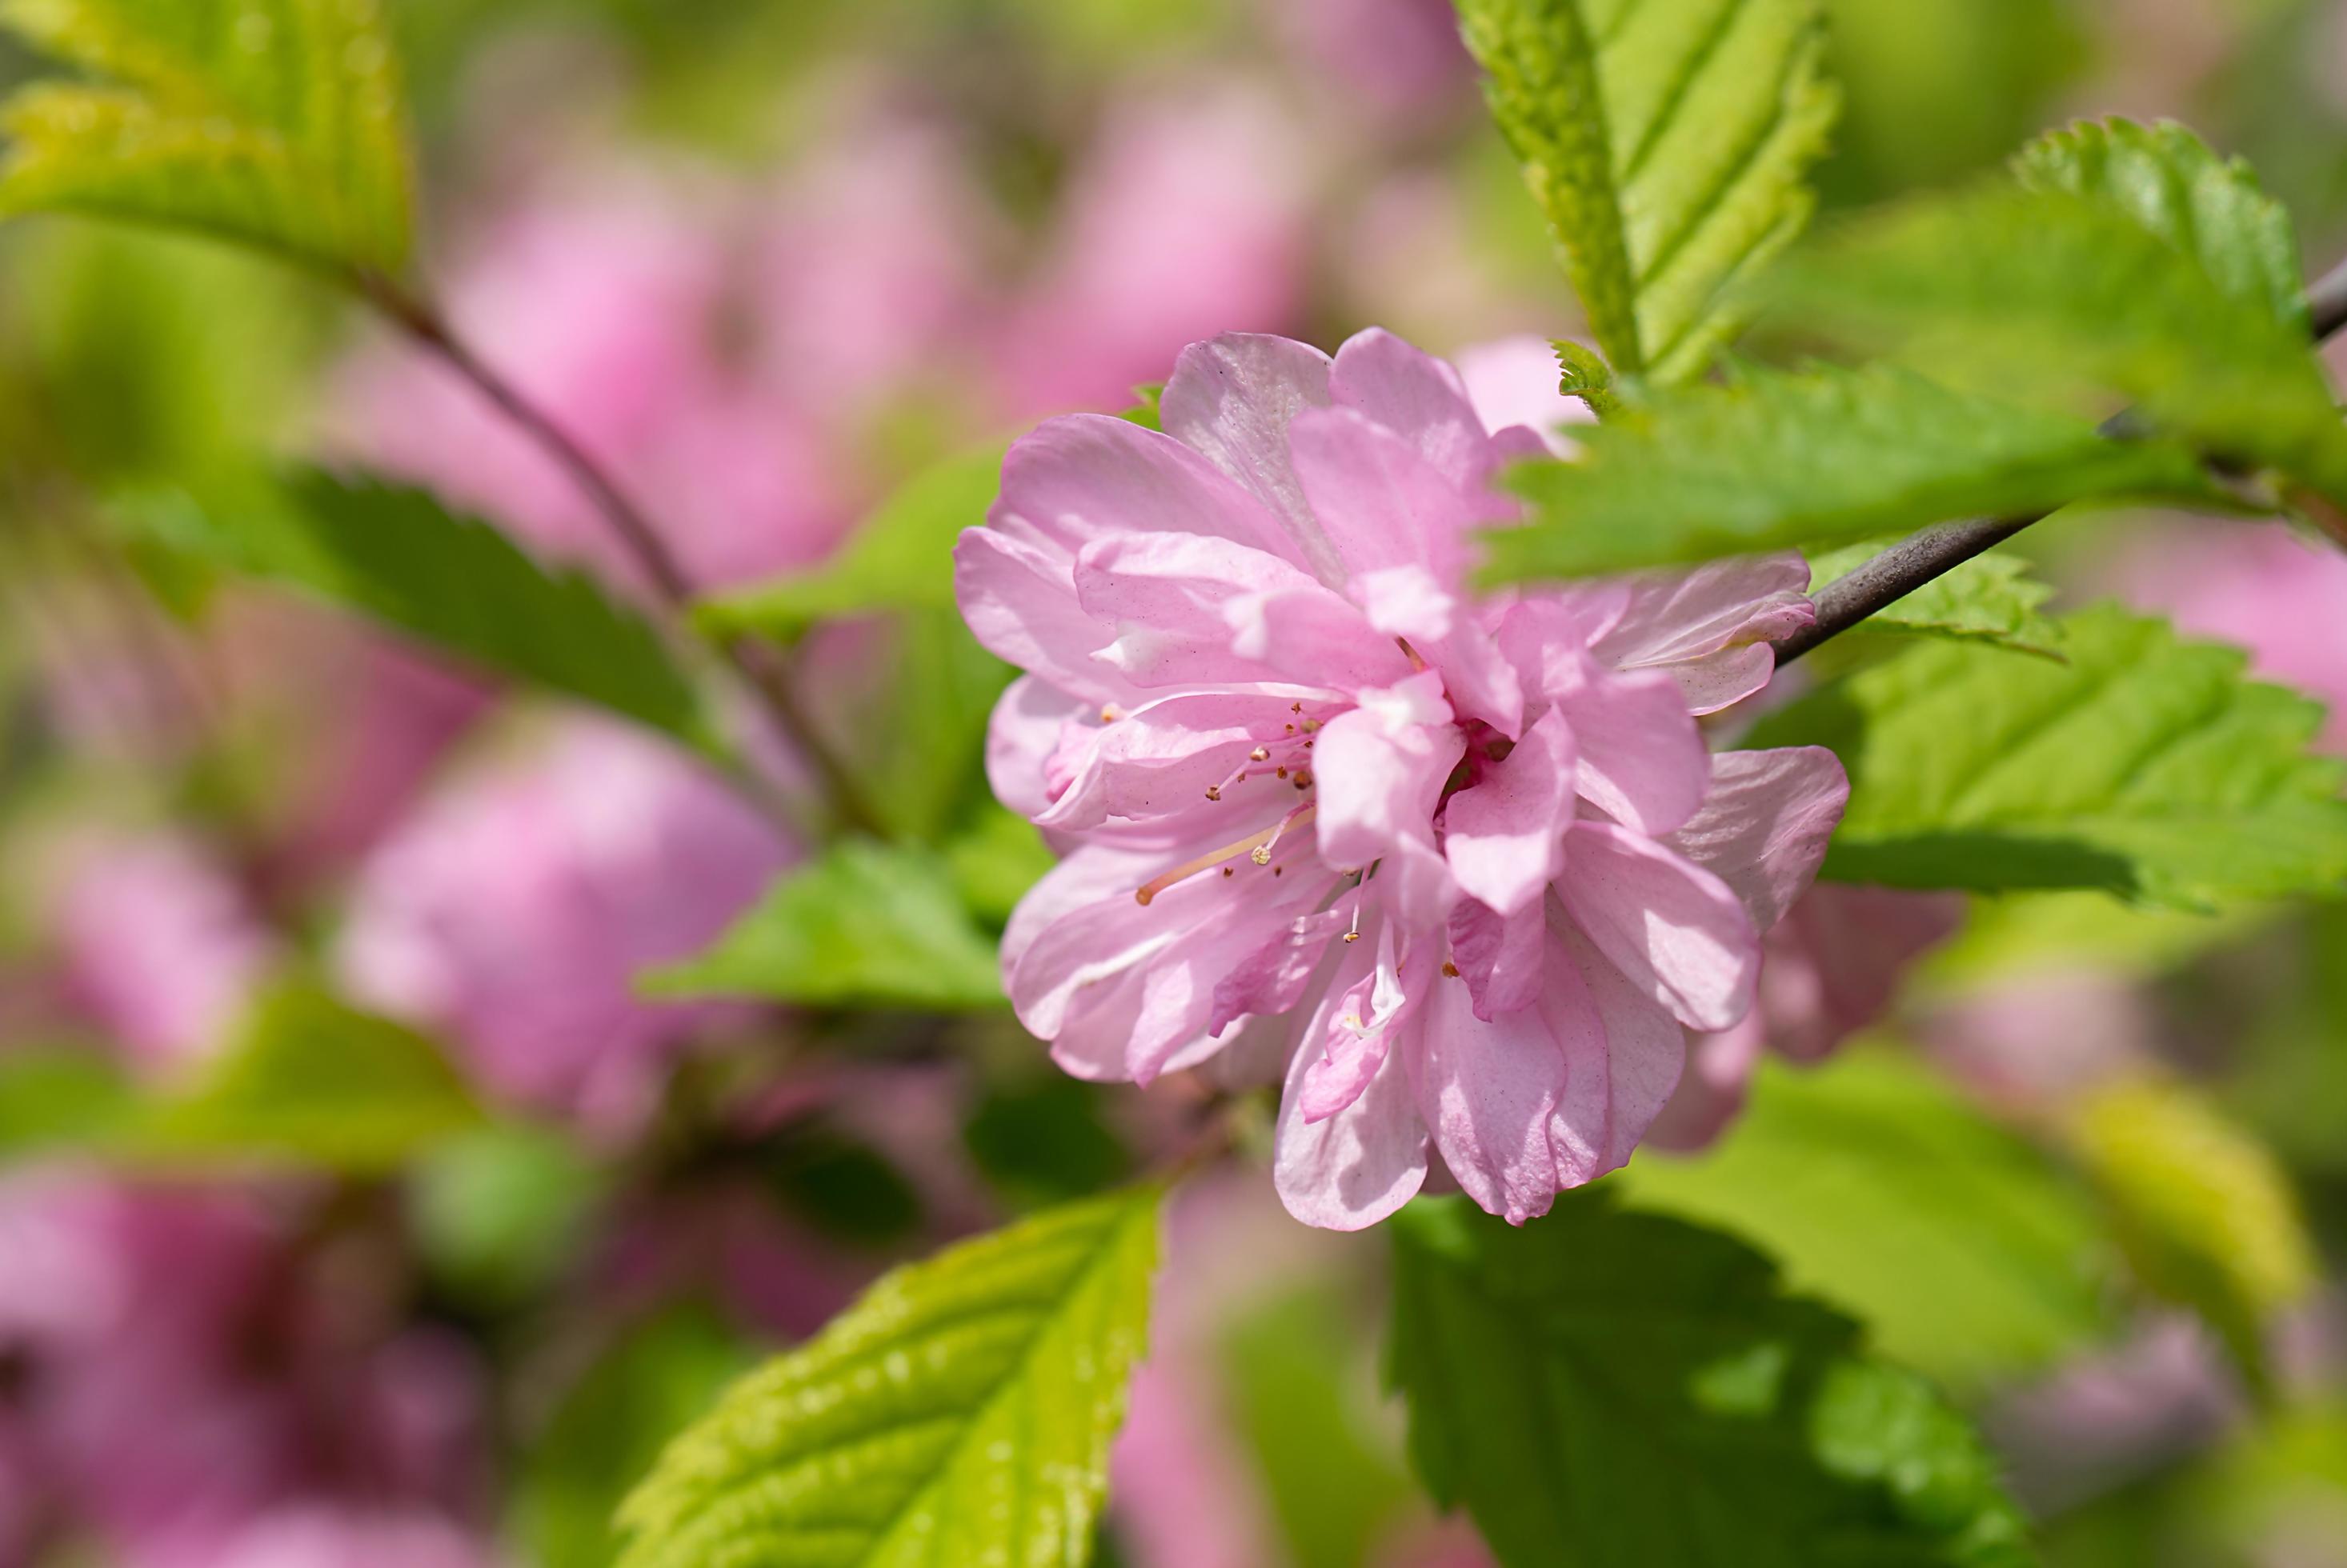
[1292,770,1312,790]
[1301,718,1320,733]
[1133,807,1316,904]
[1099,704,1123,723]
[1397,637,1429,672]
[1249,746,1270,762]
[1442,961,1461,978]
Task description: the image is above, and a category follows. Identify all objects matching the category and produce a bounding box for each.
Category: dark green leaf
[964,1074,1133,1210]
[1484,364,2213,580]
[617,1188,1162,1568]
[1456,0,1838,382]
[756,1118,924,1247]
[0,0,414,276]
[1389,1192,2037,1567]
[2015,118,2304,330]
[642,838,1005,1010]
[409,1123,605,1309]
[1617,1050,2114,1388]
[119,474,709,746]
[1744,605,2347,906]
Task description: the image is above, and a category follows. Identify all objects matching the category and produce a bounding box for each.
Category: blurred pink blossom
[50,834,276,1078]
[335,720,789,1137]
[995,86,1313,418]
[1279,0,1473,125]
[961,329,1840,1228]
[2109,520,2347,750]
[1648,886,1962,1150]
[135,1508,499,1568]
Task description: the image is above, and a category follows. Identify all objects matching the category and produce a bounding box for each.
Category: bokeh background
[2,1,2347,1564]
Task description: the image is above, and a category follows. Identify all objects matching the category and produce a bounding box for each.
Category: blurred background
[2,0,2347,1564]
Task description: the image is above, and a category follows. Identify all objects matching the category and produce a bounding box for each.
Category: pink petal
[1273,985,1429,1230]
[1550,923,1688,1179]
[1312,672,1463,889]
[1409,958,1568,1225]
[1640,1016,1760,1153]
[1157,333,1344,584]
[1441,706,1576,916]
[1033,691,1311,834]
[1552,661,1711,836]
[1664,748,1849,931]
[1446,896,1546,1022]
[1290,406,1495,588]
[1592,556,1815,715]
[1760,885,1960,1062]
[1556,821,1760,1034]
[1210,890,1360,1036]
[1295,921,1420,1122]
[1352,564,1524,737]
[954,526,1120,702]
[991,411,1310,567]
[986,676,1094,820]
[1074,533,1408,693]
[1327,327,1492,489]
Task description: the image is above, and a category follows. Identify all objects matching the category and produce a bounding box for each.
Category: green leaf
[1743,604,2347,907]
[2015,118,2305,331]
[1456,0,1838,382]
[1616,1050,2114,1390]
[963,1073,1134,1210]
[1388,1192,2037,1568]
[130,982,482,1174]
[1767,185,2347,506]
[119,474,709,746]
[944,802,1056,927]
[852,610,1015,843]
[1804,538,2063,655]
[515,1305,755,1568]
[642,838,1006,1010]
[692,442,1006,641]
[0,0,413,277]
[2069,1077,2316,1398]
[1483,364,2213,580]
[616,1187,1162,1568]
[755,1118,925,1249]
[0,1046,135,1154]
[409,1123,606,1310]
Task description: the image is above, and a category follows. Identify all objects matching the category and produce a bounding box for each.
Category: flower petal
[1550,922,1688,1180]
[1644,1018,1765,1154]
[1351,563,1524,736]
[1592,556,1814,714]
[1327,327,1492,488]
[1312,672,1462,888]
[1556,820,1760,1033]
[1664,747,1849,931]
[992,410,1309,566]
[1442,706,1576,915]
[1452,335,1596,458]
[1274,987,1429,1230]
[987,675,1093,821]
[954,526,1126,704]
[1446,896,1546,1022]
[1157,333,1345,585]
[1551,661,1711,836]
[1410,956,1567,1224]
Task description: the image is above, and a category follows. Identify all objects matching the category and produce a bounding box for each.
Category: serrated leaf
[2069,1078,2315,1399]
[616,1187,1162,1568]
[642,838,1006,1010]
[1804,538,2063,655]
[2015,118,2304,330]
[1456,0,1839,382]
[0,0,413,277]
[1617,1050,2115,1390]
[1744,604,2347,907]
[118,474,710,746]
[1388,1192,2037,1568]
[1483,365,2215,581]
[128,982,482,1174]
[692,443,1007,641]
[1768,186,2347,506]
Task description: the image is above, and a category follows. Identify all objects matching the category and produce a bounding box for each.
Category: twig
[1774,252,2347,666]
[358,275,886,838]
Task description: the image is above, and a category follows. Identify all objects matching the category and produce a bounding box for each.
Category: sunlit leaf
[1456,0,1838,382]
[1483,364,2213,581]
[1744,605,2347,907]
[642,838,1005,1010]
[617,1187,1161,1568]
[0,0,414,277]
[1804,538,2063,656]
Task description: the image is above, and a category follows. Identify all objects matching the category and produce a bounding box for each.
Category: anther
[1302,718,1320,733]
[1204,786,1222,802]
[1442,961,1461,978]
[1343,930,1361,943]
[1292,771,1312,790]
[1277,766,1288,780]
[1249,746,1270,762]
[1250,845,1272,866]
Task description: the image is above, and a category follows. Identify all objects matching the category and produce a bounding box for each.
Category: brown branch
[1773,251,2347,666]
[358,276,886,838]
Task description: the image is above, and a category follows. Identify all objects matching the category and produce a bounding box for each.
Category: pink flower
[956,329,1844,1229]
[134,1507,499,1568]
[1647,885,1962,1150]
[49,834,277,1078]
[2108,519,2347,751]
[334,719,788,1137]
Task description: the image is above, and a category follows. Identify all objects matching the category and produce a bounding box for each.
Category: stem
[1774,252,2347,666]
[358,275,887,838]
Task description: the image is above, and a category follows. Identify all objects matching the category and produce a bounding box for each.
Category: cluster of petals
[956,328,1849,1229]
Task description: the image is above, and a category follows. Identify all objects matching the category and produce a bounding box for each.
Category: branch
[360,277,887,839]
[1773,252,2347,666]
